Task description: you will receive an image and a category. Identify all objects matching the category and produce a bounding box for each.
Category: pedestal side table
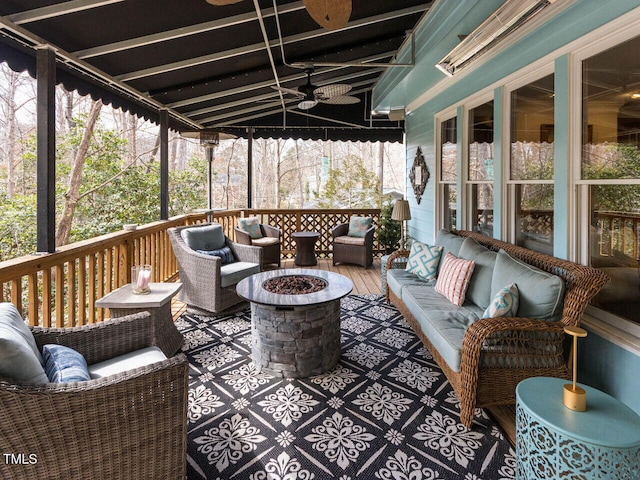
[516,376,640,479]
[96,282,184,356]
[292,231,320,266]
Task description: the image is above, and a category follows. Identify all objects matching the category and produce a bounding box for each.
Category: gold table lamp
[563,325,588,411]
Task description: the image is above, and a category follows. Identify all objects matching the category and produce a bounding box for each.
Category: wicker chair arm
[386,249,410,269]
[0,355,188,480]
[262,224,281,239]
[227,238,262,265]
[331,223,349,238]
[364,225,375,241]
[234,226,252,245]
[32,311,159,365]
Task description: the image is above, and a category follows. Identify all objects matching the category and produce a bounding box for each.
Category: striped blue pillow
[196,246,235,265]
[43,344,90,383]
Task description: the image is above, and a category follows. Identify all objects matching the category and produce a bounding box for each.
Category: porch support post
[36,46,56,254]
[160,109,169,220]
[247,127,254,208]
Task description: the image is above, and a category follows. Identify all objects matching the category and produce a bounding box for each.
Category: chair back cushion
[196,246,235,264]
[0,302,49,383]
[347,216,373,237]
[181,223,226,251]
[238,217,263,239]
[43,344,91,383]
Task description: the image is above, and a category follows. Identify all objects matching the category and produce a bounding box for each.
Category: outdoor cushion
[387,268,434,301]
[197,246,235,265]
[251,237,280,247]
[434,253,476,306]
[220,261,261,288]
[483,283,519,318]
[458,237,498,309]
[491,249,565,321]
[403,285,483,372]
[181,223,226,251]
[238,217,263,239]
[0,302,49,384]
[43,344,90,383]
[406,241,443,281]
[88,346,167,379]
[334,235,365,245]
[347,216,373,237]
[434,230,466,274]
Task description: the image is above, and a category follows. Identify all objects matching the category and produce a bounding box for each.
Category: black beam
[36,47,56,254]
[160,109,169,220]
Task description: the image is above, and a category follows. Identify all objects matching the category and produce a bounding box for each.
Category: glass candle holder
[132,265,152,294]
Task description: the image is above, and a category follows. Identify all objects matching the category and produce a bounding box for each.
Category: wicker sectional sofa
[386,230,609,428]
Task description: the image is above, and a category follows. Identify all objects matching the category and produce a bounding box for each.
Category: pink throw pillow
[434,252,476,306]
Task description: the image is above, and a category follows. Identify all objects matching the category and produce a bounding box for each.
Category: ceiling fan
[271,67,360,110]
[205,0,352,30]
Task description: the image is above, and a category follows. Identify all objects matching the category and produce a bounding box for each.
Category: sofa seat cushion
[403,286,483,372]
[491,249,565,321]
[0,303,49,384]
[252,236,279,247]
[220,261,261,288]
[334,235,365,246]
[458,238,497,309]
[387,268,434,300]
[181,223,226,251]
[88,346,167,379]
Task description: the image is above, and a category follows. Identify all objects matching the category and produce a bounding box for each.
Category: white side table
[96,282,183,356]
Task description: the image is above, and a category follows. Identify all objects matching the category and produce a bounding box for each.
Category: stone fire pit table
[236,269,353,377]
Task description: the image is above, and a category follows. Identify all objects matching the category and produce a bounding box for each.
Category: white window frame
[435,108,458,232]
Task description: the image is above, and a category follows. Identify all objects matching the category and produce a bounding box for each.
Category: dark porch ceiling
[0,0,431,142]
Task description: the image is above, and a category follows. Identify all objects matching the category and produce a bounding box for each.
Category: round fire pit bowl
[236,269,353,378]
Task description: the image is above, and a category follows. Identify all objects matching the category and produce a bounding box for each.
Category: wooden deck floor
[169,257,515,444]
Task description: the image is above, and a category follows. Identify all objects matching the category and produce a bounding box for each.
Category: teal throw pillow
[196,246,235,264]
[405,241,443,281]
[238,217,263,239]
[347,216,373,238]
[483,283,519,318]
[43,344,90,383]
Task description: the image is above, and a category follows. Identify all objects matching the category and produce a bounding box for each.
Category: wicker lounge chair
[168,223,261,315]
[332,222,375,268]
[0,310,189,480]
[235,223,281,268]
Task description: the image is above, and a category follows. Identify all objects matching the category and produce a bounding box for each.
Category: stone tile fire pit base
[251,300,341,377]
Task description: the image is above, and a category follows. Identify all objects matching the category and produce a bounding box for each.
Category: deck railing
[0,208,381,327]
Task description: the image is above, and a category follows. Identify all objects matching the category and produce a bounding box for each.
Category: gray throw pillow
[0,303,49,383]
[181,223,226,251]
[491,249,565,321]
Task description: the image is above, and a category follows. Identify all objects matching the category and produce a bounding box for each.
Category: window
[509,74,555,254]
[581,34,640,326]
[467,101,494,236]
[439,117,457,230]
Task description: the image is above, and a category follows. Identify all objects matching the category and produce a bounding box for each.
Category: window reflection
[468,102,494,236]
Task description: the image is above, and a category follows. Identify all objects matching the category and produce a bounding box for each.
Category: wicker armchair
[332,222,375,268]
[168,223,261,315]
[386,230,609,427]
[235,223,281,268]
[0,311,189,480]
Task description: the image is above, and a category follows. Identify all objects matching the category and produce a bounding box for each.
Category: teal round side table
[516,377,640,479]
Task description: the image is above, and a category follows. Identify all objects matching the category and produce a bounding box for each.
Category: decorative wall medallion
[409,147,429,204]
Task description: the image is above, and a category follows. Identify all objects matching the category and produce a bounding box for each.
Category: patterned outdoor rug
[176,294,516,480]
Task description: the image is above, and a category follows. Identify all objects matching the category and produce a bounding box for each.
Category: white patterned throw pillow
[482,283,519,318]
[405,241,443,281]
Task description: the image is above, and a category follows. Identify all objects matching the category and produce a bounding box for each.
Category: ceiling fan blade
[271,85,304,97]
[298,99,319,110]
[205,0,244,4]
[313,83,351,99]
[320,95,360,105]
[303,0,352,31]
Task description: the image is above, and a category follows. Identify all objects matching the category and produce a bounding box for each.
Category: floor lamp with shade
[391,199,411,252]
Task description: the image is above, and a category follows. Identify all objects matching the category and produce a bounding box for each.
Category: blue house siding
[374,0,640,415]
